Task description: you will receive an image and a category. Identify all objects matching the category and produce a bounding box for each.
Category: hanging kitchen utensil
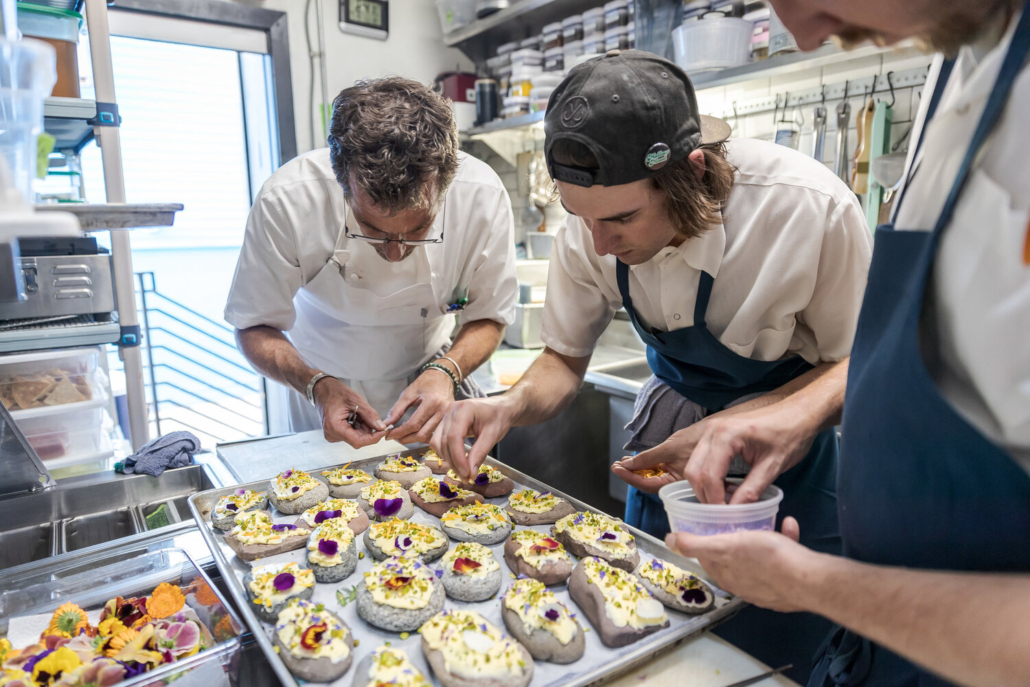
[833,81,852,188]
[774,92,800,149]
[852,87,876,194]
[811,85,828,162]
[863,72,895,228]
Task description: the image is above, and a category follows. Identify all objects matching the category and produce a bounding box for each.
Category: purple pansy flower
[573,514,585,525]
[273,572,296,591]
[395,535,413,551]
[235,488,247,496]
[282,470,293,479]
[434,568,443,578]
[271,523,297,532]
[318,539,339,556]
[681,587,708,605]
[598,569,606,579]
[651,560,664,570]
[225,503,238,511]
[291,486,300,493]
[374,498,403,518]
[544,608,560,621]
[21,649,52,675]
[118,661,149,678]
[438,481,457,499]
[314,509,342,524]
[474,472,490,486]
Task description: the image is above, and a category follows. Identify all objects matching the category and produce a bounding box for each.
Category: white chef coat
[542,138,872,368]
[224,148,518,425]
[894,15,1030,472]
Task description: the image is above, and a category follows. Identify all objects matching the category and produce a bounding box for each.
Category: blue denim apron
[616,260,841,683]
[809,7,1030,686]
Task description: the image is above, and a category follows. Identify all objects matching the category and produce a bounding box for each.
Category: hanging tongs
[812,85,828,162]
[833,81,852,188]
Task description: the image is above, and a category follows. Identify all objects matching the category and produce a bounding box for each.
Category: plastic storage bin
[582,7,606,35]
[0,38,55,205]
[659,479,784,535]
[542,21,564,49]
[672,17,753,72]
[561,14,583,43]
[604,0,630,28]
[434,0,476,34]
[16,400,110,462]
[0,547,245,687]
[16,2,82,98]
[605,25,630,51]
[0,346,103,414]
[582,32,605,55]
[543,46,564,72]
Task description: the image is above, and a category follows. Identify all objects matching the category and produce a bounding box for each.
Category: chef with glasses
[225,77,517,448]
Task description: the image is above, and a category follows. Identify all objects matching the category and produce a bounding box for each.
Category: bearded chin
[373,243,418,262]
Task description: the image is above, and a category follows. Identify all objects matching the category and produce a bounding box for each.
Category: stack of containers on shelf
[16,1,83,98]
[504,48,542,117]
[0,346,115,468]
[529,72,563,112]
[582,6,606,56]
[672,1,755,72]
[561,14,583,69]
[744,4,771,60]
[433,0,477,34]
[542,21,564,72]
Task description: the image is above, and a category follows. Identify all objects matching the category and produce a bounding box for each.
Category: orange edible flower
[146,583,185,619]
[452,557,482,574]
[529,537,561,552]
[633,466,666,478]
[384,576,412,590]
[300,623,328,650]
[45,603,88,639]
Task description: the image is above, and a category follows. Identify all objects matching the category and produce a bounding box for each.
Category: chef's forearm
[505,347,591,427]
[803,554,1030,687]
[437,319,505,381]
[235,325,319,396]
[719,359,848,430]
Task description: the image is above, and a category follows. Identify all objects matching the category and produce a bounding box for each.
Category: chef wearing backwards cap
[433,50,872,681]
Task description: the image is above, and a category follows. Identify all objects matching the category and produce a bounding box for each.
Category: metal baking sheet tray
[188,448,744,687]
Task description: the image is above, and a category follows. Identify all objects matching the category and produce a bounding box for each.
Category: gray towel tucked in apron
[624,374,755,476]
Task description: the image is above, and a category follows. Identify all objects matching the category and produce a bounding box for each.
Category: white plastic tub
[672,17,754,72]
[659,478,784,535]
[0,346,104,414]
[16,400,111,462]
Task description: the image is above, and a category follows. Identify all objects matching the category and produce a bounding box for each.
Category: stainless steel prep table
[190,446,744,687]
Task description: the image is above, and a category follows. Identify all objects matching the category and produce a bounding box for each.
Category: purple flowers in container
[374,498,403,518]
[314,509,342,524]
[318,539,339,556]
[273,572,295,591]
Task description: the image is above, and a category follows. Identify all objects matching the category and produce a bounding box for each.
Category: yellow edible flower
[44,604,88,639]
[31,647,80,683]
[97,618,127,638]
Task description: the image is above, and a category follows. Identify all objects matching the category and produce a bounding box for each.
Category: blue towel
[120,431,199,477]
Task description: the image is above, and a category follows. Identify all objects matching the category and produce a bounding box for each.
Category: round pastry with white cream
[224,510,310,562]
[505,488,576,525]
[322,464,374,499]
[439,501,512,545]
[374,454,432,489]
[268,468,329,514]
[352,647,430,687]
[439,542,502,602]
[355,556,445,632]
[420,609,533,687]
[552,511,640,572]
[503,529,574,586]
[363,517,449,562]
[421,448,448,475]
[635,557,716,614]
[358,479,415,521]
[305,518,360,583]
[244,560,316,623]
[294,497,370,534]
[445,465,515,498]
[211,488,268,530]
[409,477,478,517]
[273,598,356,682]
[501,578,585,664]
[567,557,669,647]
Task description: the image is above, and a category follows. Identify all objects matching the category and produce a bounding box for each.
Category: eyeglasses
[344,224,444,246]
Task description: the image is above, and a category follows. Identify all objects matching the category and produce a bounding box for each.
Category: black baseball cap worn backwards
[544,49,731,188]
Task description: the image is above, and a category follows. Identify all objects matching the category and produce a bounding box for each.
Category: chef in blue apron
[433,50,873,683]
[663,0,1030,684]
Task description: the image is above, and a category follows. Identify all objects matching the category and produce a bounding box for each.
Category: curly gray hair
[328,77,459,213]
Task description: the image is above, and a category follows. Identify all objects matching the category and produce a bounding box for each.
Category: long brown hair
[549,139,736,239]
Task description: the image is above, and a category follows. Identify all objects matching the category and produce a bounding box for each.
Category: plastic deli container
[434,0,476,34]
[605,25,630,51]
[543,46,565,72]
[672,17,753,72]
[604,0,630,28]
[496,40,519,56]
[16,2,81,98]
[0,38,55,205]
[0,346,103,414]
[582,32,605,55]
[542,21,564,50]
[530,86,555,112]
[659,479,784,535]
[569,52,603,70]
[510,65,542,97]
[501,95,531,118]
[0,547,245,687]
[520,35,544,51]
[510,48,543,67]
[562,39,584,61]
[561,14,584,43]
[485,53,511,75]
[582,7,606,35]
[17,400,111,462]
[628,20,636,48]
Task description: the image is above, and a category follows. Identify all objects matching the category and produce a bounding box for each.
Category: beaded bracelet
[422,362,460,395]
